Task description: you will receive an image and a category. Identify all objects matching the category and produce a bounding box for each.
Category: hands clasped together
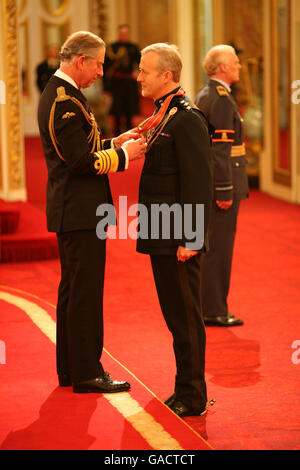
[114,129,147,161]
[114,130,200,263]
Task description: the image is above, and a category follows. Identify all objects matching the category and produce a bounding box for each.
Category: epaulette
[56,86,70,102]
[179,99,207,116]
[216,85,229,97]
[179,99,195,111]
[48,86,100,161]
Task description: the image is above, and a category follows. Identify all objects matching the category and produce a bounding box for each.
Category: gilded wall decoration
[136,0,170,48]
[271,0,291,186]
[41,19,70,58]
[2,0,24,191]
[0,110,2,192]
[19,19,30,99]
[90,0,108,40]
[41,0,69,17]
[296,21,300,178]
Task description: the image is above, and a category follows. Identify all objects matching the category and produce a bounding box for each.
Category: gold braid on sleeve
[48,86,101,161]
[93,149,120,175]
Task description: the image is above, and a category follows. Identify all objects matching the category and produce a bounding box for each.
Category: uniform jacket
[103,41,141,81]
[195,79,248,201]
[137,90,213,256]
[36,60,59,93]
[38,75,126,233]
[103,42,141,117]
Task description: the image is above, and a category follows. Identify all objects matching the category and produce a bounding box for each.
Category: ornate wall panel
[19,19,30,99]
[224,0,264,182]
[0,80,4,192]
[18,0,84,136]
[291,0,300,203]
[89,0,108,39]
[136,0,171,49]
[39,0,70,58]
[0,106,2,192]
[2,0,25,194]
[271,0,291,187]
[296,19,300,180]
[41,19,70,57]
[41,0,69,16]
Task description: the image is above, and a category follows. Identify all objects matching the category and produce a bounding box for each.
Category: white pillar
[175,0,195,100]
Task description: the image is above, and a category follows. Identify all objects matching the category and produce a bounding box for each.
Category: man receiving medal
[136,44,214,417]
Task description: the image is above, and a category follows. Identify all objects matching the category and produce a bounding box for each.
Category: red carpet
[0,136,57,263]
[0,201,58,263]
[0,286,210,451]
[0,135,300,451]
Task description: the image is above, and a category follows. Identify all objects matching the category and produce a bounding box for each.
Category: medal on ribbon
[138,88,185,152]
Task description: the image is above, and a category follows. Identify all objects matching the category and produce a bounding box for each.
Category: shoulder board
[178,98,194,112]
[191,103,201,111]
[216,85,229,97]
[49,86,101,160]
[179,99,204,114]
[55,86,71,102]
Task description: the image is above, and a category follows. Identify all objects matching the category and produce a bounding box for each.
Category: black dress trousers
[56,230,106,383]
[202,199,240,317]
[150,253,207,411]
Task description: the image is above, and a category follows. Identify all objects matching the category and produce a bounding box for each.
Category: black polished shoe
[203,313,244,327]
[58,374,72,387]
[168,398,216,418]
[164,393,176,407]
[73,372,130,394]
[168,399,206,418]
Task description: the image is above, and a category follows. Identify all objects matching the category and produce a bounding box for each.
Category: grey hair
[203,45,236,76]
[59,31,105,63]
[141,43,182,82]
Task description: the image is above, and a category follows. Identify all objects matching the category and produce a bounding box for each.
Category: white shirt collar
[54,69,78,89]
[212,78,231,93]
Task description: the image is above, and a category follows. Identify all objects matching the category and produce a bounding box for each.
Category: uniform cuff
[214,188,234,201]
[112,138,129,169]
[121,146,129,169]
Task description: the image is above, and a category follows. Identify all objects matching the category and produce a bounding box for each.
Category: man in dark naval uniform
[104,24,140,135]
[38,31,146,393]
[137,44,214,417]
[36,45,60,93]
[195,45,249,327]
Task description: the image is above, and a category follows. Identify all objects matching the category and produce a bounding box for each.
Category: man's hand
[216,200,233,210]
[123,137,147,161]
[113,128,141,148]
[177,246,198,262]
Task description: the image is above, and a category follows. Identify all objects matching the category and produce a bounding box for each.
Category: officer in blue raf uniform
[195,45,249,327]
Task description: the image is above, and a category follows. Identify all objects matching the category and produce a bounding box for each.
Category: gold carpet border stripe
[104,393,182,450]
[0,291,56,344]
[103,348,215,449]
[0,289,184,450]
[0,285,214,450]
